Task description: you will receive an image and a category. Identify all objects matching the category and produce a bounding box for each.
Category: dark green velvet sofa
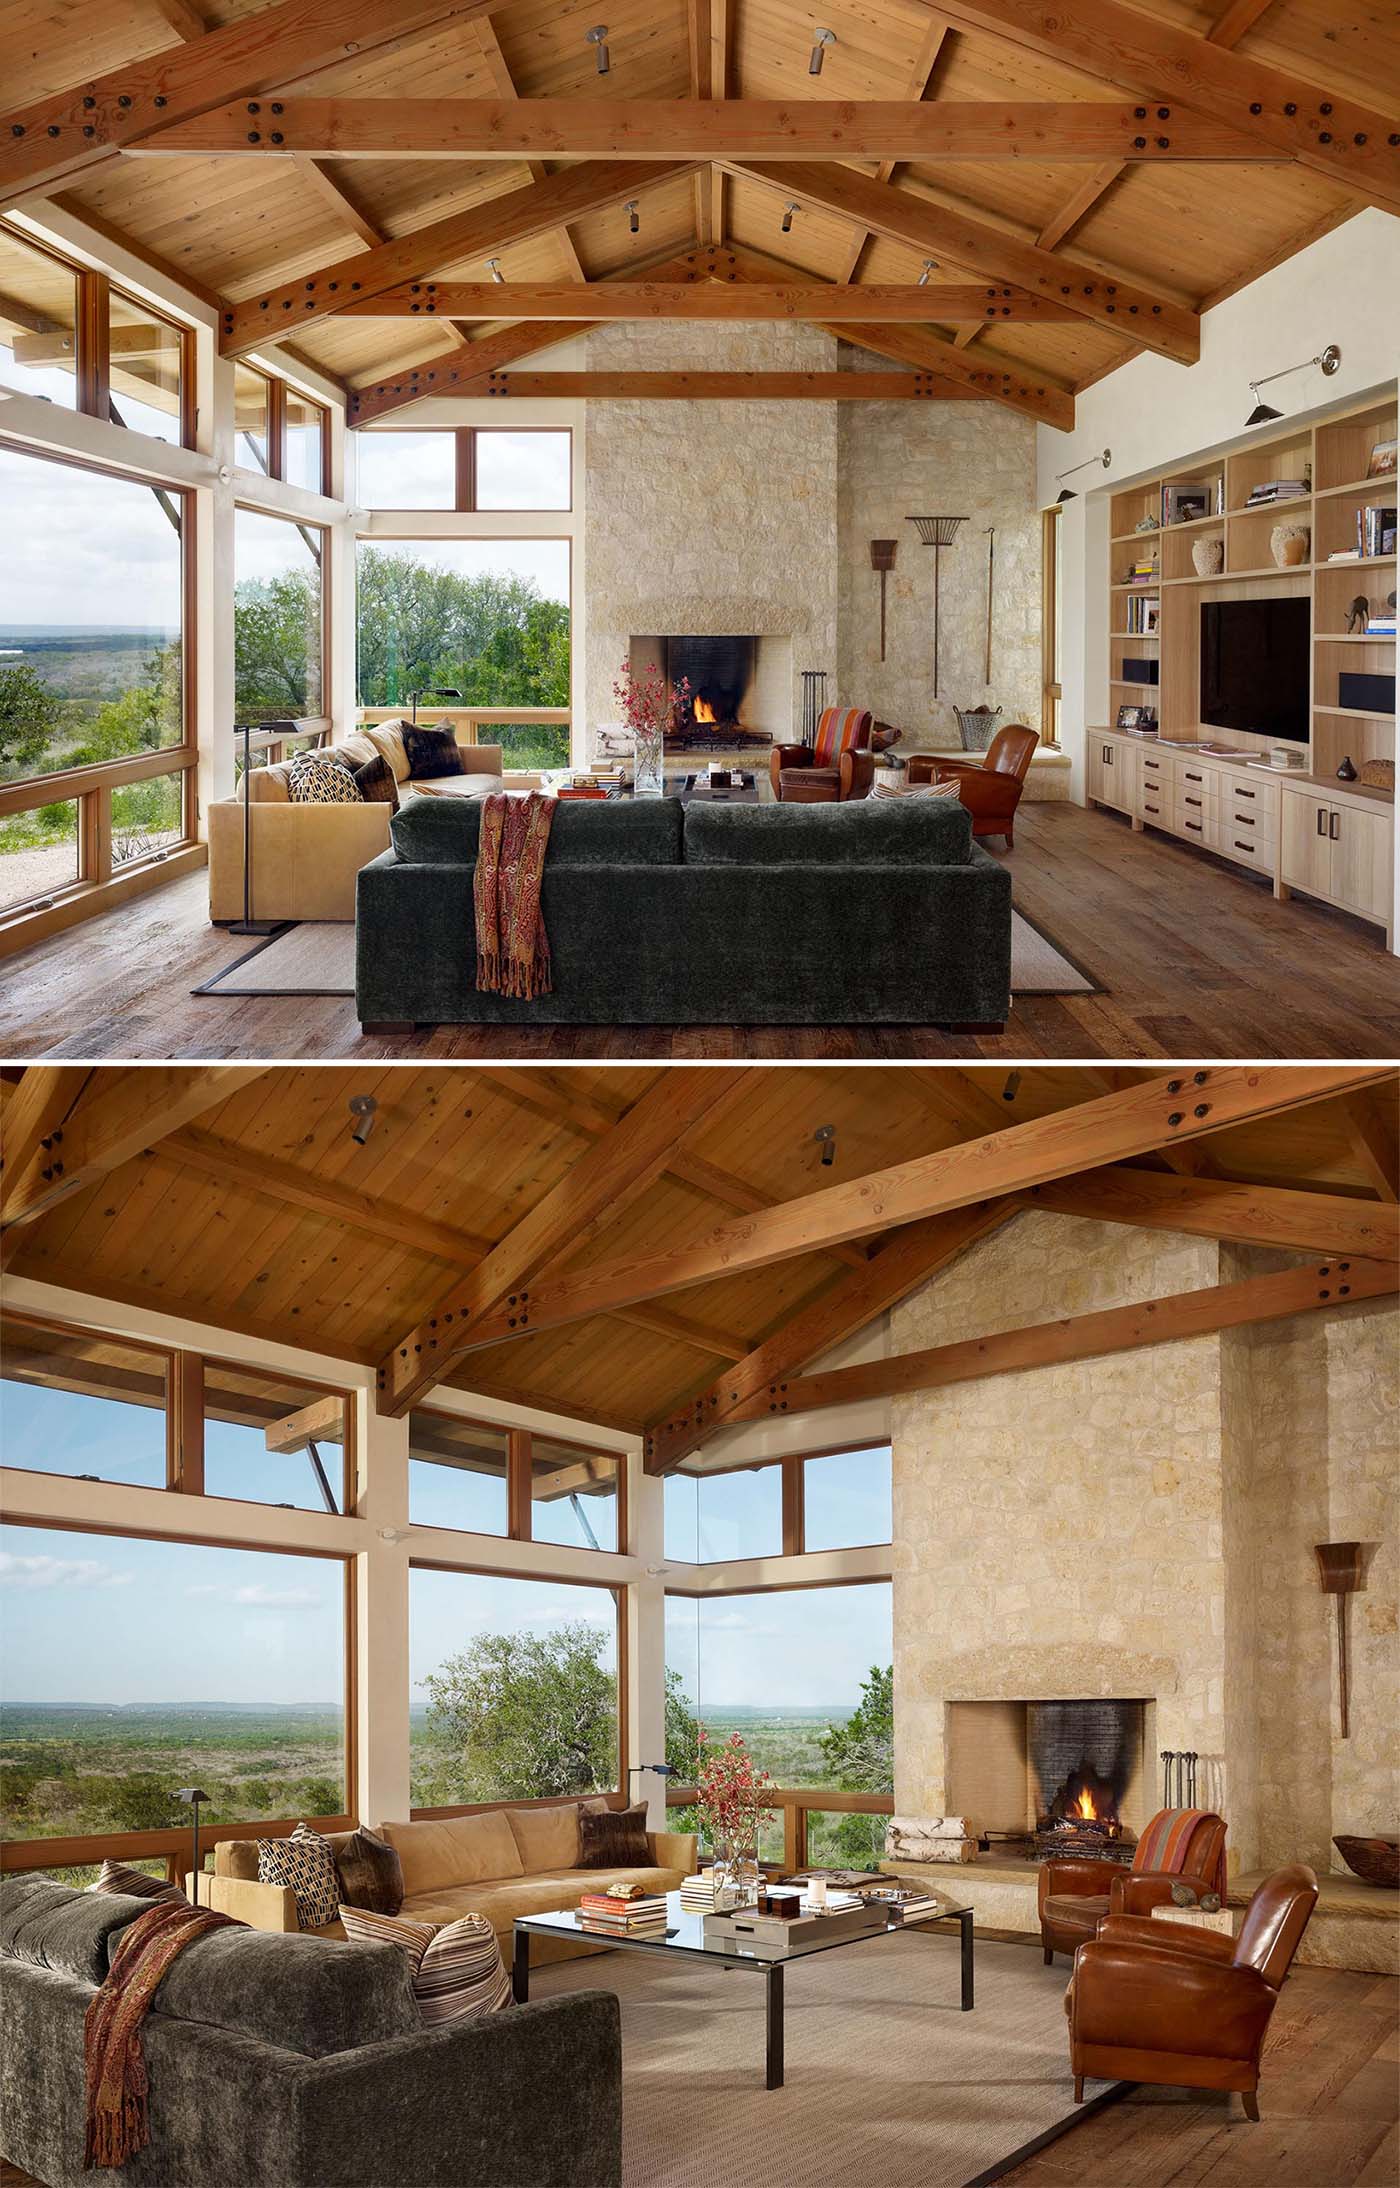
[354,793,1012,1030]
[0,1874,621,2188]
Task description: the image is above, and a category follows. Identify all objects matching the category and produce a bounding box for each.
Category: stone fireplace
[946,1697,1152,1861]
[627,633,792,755]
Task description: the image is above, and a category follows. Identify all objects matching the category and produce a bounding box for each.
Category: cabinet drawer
[1174,805,1217,848]
[1219,820,1275,873]
[1224,776,1277,817]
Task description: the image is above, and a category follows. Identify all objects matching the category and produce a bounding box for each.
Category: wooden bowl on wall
[1333,1835,1400,1888]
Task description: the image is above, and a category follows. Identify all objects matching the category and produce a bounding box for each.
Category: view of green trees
[0,638,184,871]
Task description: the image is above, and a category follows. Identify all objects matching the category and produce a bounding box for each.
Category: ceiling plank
[722,1256,1400,1418]
[727,162,1199,363]
[929,0,1400,215]
[1,1251,380,1367]
[219,160,693,354]
[376,1067,750,1415]
[342,281,1082,322]
[0,0,495,203]
[447,369,984,399]
[445,1067,1392,1352]
[609,1302,749,1362]
[141,98,1272,163]
[1,1068,268,1229]
[152,0,211,35]
[644,1200,1017,1472]
[841,14,951,283]
[471,18,587,282]
[1020,1167,1400,1258]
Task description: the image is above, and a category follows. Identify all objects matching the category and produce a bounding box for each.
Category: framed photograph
[1144,604,1160,635]
[1367,437,1397,478]
[1116,704,1146,729]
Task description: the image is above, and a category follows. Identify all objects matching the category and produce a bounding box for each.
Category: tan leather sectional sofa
[208,721,506,923]
[197,1803,697,1968]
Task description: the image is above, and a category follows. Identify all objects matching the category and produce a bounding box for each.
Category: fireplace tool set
[1161,1749,1199,1807]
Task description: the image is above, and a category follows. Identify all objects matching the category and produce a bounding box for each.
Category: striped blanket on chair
[1134,1808,1227,1897]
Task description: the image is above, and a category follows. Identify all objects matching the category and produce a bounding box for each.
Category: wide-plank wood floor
[2,1965,1394,2187]
[2,801,1397,1060]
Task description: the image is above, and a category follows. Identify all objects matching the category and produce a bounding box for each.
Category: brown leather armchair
[1065,1863,1318,2118]
[770,706,874,803]
[907,722,1038,846]
[1040,1809,1228,1962]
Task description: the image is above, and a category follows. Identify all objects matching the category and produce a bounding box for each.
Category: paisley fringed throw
[473,790,557,999]
[84,1900,240,2169]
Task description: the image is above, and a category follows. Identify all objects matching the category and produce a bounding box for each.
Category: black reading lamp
[174,1787,209,1895]
[407,686,463,724]
[231,718,299,935]
[627,1763,677,1802]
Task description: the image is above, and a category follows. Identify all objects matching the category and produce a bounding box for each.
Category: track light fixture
[1245,342,1341,427]
[486,258,504,285]
[348,1095,378,1145]
[585,23,610,74]
[1054,447,1111,504]
[917,259,937,287]
[809,27,836,74]
[782,200,799,235]
[813,1125,837,1167]
[625,199,639,235]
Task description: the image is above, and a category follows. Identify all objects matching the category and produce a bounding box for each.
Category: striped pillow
[339,1905,513,2027]
[257,1824,340,1931]
[88,1859,183,1904]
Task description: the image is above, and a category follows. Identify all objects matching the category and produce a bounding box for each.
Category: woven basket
[954,705,1002,752]
[1333,1835,1399,1888]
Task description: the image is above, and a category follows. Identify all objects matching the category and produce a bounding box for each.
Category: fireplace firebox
[945,1696,1151,1864]
[627,633,788,752]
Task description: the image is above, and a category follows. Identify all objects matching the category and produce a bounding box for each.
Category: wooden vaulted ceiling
[1,1064,1396,1459]
[1,0,1397,430]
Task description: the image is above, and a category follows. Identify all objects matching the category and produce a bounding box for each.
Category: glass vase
[632,724,665,799]
[733,1843,762,1908]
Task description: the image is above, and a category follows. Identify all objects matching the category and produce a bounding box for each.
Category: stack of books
[577,1889,668,1937]
[1124,556,1159,587]
[1244,478,1308,507]
[1359,504,1397,558]
[679,1872,718,1912]
[1124,593,1159,634]
[863,1886,944,1925]
[1364,610,1397,638]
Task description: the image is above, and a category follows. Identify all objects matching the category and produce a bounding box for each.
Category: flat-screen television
[1199,596,1310,742]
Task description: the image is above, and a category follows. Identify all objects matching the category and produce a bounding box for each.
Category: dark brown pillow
[403,723,464,780]
[577,1802,651,1869]
[353,752,398,808]
[333,1827,404,1915]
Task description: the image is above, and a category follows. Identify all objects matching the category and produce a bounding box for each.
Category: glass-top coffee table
[513,1890,974,2090]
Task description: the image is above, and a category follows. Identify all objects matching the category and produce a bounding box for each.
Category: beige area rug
[195,911,1096,999]
[533,1932,1107,2188]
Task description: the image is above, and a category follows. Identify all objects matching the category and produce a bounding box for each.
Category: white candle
[809,1876,828,1908]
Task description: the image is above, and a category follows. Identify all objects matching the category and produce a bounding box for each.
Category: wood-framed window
[408,1560,627,1813]
[232,360,330,495]
[355,426,572,512]
[1041,502,1062,749]
[0,437,197,947]
[409,1409,624,1555]
[0,1311,355,1514]
[0,1515,356,1883]
[0,222,195,448]
[664,1440,891,1561]
[233,503,329,737]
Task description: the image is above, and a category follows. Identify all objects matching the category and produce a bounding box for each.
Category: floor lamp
[906,515,967,699]
[231,718,299,936]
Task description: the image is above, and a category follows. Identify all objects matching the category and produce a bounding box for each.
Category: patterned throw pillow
[257,1824,341,1931]
[339,1906,512,2027]
[872,775,963,799]
[88,1859,183,1904]
[287,750,363,804]
[577,1801,651,1868]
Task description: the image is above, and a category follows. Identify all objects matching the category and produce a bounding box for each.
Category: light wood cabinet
[1087,735,1134,815]
[1281,789,1394,928]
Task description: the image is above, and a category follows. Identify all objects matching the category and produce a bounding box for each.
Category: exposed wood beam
[727,161,1199,363]
[841,15,952,283]
[609,1302,750,1362]
[1020,1168,1400,1259]
[1,1068,267,1230]
[442,1373,642,1437]
[0,1069,93,1214]
[1207,0,1279,41]
[152,0,211,36]
[0,0,495,202]
[720,1257,1400,1419]
[342,281,1082,322]
[1345,1093,1400,1204]
[929,0,1400,215]
[454,369,983,399]
[219,160,692,354]
[292,153,387,250]
[644,1201,1017,1472]
[140,99,1273,163]
[376,1068,749,1415]
[443,1068,1392,1354]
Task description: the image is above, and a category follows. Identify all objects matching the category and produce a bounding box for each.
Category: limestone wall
[837,351,1041,747]
[890,1210,1399,1880]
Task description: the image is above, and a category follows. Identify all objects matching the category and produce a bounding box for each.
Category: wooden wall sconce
[1315,1541,1364,1738]
[869,540,897,660]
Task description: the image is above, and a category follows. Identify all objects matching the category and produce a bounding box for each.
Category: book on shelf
[1162,482,1212,525]
[1244,483,1308,506]
[1125,594,1159,634]
[1363,619,1396,637]
[1359,504,1397,557]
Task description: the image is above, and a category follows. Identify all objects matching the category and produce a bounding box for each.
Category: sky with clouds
[0,444,184,633]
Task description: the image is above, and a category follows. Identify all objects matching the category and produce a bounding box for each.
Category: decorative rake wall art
[906,514,967,699]
[869,539,898,661]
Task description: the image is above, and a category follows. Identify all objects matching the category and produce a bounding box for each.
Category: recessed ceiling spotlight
[918,259,937,287]
[586,23,610,75]
[625,199,640,235]
[486,258,504,285]
[809,27,836,75]
[813,1124,837,1168]
[348,1094,378,1145]
[782,200,800,235]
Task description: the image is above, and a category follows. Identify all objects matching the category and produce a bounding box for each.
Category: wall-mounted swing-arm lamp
[1054,448,1111,504]
[1246,343,1341,426]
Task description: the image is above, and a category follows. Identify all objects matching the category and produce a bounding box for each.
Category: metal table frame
[512,1895,974,2090]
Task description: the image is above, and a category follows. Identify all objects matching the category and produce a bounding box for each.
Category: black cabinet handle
[1186,820,1203,832]
[1237,787,1256,800]
[1329,811,1341,841]
[1232,812,1255,828]
[1185,795,1202,807]
[1185,770,1203,782]
[1316,807,1327,836]
[1234,840,1254,854]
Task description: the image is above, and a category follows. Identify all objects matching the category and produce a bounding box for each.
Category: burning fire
[693,697,717,724]
[1073,1788,1099,1822]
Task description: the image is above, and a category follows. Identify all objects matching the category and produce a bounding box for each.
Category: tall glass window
[107,290,184,444]
[284,390,327,495]
[234,508,324,721]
